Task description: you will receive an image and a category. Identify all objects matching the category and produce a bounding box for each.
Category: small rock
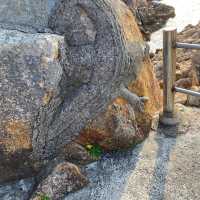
[60,142,95,165]
[31,162,88,200]
[193,52,200,83]
[175,78,192,89]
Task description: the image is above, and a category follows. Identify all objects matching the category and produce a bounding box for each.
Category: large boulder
[0,0,56,32]
[122,0,148,9]
[122,0,175,40]
[0,0,161,197]
[0,30,65,183]
[77,57,161,151]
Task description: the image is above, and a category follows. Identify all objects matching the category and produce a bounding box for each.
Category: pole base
[159,113,179,126]
[159,112,179,137]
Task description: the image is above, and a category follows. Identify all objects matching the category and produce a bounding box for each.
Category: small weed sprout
[40,194,51,200]
[85,144,102,159]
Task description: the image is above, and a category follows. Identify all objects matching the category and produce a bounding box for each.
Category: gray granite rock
[0,29,65,182]
[0,0,152,198]
[33,0,147,160]
[0,0,57,32]
[0,178,35,200]
[31,161,88,200]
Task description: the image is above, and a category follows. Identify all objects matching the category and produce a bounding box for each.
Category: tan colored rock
[77,99,139,151]
[70,0,161,152]
[175,78,193,89]
[192,52,200,83]
[77,58,162,151]
[2,120,32,154]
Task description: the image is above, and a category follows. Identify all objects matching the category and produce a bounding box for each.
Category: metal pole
[174,87,200,97]
[160,28,179,126]
[176,42,200,50]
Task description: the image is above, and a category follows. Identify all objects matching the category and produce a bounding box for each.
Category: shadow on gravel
[66,142,145,200]
[149,124,178,200]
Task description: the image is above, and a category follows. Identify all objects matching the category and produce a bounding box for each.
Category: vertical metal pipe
[163,28,176,117]
[160,28,178,126]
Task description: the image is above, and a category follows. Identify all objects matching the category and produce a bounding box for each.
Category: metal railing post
[160,28,179,126]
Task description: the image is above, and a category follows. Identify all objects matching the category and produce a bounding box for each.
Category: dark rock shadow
[0,148,37,184]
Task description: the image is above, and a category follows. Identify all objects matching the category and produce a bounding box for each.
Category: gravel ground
[67,104,200,200]
[1,104,200,200]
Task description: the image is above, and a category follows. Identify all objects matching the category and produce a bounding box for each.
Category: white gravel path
[67,104,200,200]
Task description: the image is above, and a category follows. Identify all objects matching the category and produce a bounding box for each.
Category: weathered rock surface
[31,162,88,200]
[0,30,65,183]
[122,0,175,40]
[0,0,56,32]
[77,58,161,152]
[139,1,175,34]
[0,0,161,198]
[0,178,35,200]
[77,99,140,151]
[60,142,95,165]
[122,0,148,9]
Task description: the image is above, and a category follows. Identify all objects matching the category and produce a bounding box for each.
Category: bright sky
[149,0,200,51]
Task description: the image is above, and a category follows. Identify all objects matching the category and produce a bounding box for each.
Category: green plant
[40,194,51,200]
[85,144,102,159]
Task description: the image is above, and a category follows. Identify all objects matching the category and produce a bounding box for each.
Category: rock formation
[122,0,175,40]
[0,0,161,198]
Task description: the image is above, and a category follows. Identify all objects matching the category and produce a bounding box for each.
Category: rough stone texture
[0,30,65,183]
[31,162,88,200]
[77,58,162,151]
[77,99,140,151]
[0,0,57,32]
[122,0,148,9]
[0,0,161,197]
[192,51,200,83]
[60,142,95,165]
[136,1,175,33]
[123,0,175,40]
[0,178,35,200]
[0,0,148,169]
[33,0,152,162]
